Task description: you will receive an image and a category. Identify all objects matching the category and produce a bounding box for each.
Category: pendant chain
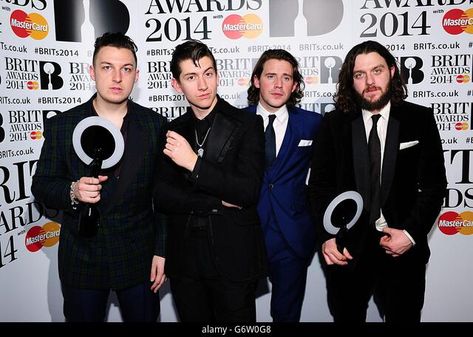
[195,127,211,148]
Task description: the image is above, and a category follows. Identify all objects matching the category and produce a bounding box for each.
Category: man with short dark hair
[154,39,267,322]
[32,32,167,322]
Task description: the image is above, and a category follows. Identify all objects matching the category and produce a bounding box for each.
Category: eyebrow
[354,64,386,72]
[265,72,292,77]
[99,61,135,67]
[183,66,215,77]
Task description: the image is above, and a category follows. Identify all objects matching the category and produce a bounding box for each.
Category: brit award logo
[53,0,129,42]
[269,0,344,37]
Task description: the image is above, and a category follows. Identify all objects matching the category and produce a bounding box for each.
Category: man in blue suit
[246,49,322,322]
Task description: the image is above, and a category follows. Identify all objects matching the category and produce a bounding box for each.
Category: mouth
[198,93,210,99]
[364,86,379,94]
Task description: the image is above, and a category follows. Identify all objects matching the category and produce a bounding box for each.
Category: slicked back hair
[170,39,217,81]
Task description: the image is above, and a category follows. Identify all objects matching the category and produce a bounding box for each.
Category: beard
[356,84,392,111]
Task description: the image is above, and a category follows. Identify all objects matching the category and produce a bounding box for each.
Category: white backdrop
[0,0,472,322]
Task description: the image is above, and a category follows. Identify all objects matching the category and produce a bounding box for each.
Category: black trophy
[323,191,363,253]
[72,117,124,238]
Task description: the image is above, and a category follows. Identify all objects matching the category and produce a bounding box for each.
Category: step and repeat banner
[0,0,472,322]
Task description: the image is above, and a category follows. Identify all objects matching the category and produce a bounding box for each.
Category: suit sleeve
[308,113,338,246]
[31,117,76,212]
[189,114,265,208]
[152,116,168,257]
[403,108,447,241]
[153,123,222,214]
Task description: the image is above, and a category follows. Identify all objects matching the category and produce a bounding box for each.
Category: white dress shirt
[256,103,289,158]
[362,102,415,244]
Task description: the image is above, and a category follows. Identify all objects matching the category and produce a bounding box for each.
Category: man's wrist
[70,181,79,208]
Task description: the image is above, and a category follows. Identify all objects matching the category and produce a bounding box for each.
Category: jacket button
[269,183,274,190]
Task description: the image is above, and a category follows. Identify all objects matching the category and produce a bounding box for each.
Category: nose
[365,72,374,85]
[274,76,283,88]
[197,76,208,90]
[112,69,122,83]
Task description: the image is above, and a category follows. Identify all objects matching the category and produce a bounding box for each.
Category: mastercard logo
[25,222,61,252]
[305,76,319,85]
[27,81,39,90]
[456,74,470,83]
[443,8,473,35]
[10,9,49,40]
[30,131,43,140]
[438,211,473,235]
[454,122,469,130]
[237,78,250,86]
[222,14,263,40]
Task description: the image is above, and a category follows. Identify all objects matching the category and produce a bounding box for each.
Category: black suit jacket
[32,95,167,289]
[309,101,447,264]
[154,97,268,281]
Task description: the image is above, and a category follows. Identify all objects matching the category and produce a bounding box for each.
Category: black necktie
[368,114,381,224]
[265,115,276,167]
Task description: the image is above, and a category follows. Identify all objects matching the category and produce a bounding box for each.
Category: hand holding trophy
[72,116,124,238]
[323,191,363,253]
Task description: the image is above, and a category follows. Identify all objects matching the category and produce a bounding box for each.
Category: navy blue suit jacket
[248,105,322,261]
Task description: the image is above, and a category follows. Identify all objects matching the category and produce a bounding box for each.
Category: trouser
[62,281,160,322]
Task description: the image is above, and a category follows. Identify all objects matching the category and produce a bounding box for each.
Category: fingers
[322,239,351,266]
[150,256,166,293]
[150,275,166,293]
[165,131,188,153]
[222,200,242,209]
[343,247,353,260]
[74,176,107,203]
[323,250,349,266]
[163,131,198,171]
[323,252,334,265]
[164,131,181,157]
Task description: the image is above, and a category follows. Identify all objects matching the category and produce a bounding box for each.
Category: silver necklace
[195,127,211,157]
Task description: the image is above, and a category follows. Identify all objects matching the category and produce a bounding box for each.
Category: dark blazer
[154,97,268,282]
[247,105,322,260]
[31,95,167,289]
[309,101,447,263]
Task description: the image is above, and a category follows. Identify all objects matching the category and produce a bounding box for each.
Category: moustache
[363,86,380,94]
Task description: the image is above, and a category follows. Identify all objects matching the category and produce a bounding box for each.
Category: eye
[283,76,292,82]
[353,72,365,80]
[373,68,383,75]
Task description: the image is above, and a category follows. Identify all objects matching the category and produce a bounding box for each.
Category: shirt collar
[256,103,289,124]
[362,101,391,124]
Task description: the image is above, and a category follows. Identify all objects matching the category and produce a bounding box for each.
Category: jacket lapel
[205,111,239,163]
[351,114,370,211]
[267,112,294,176]
[381,110,400,206]
[102,108,145,214]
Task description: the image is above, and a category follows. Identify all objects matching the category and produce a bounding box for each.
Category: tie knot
[268,114,276,127]
[371,114,381,125]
